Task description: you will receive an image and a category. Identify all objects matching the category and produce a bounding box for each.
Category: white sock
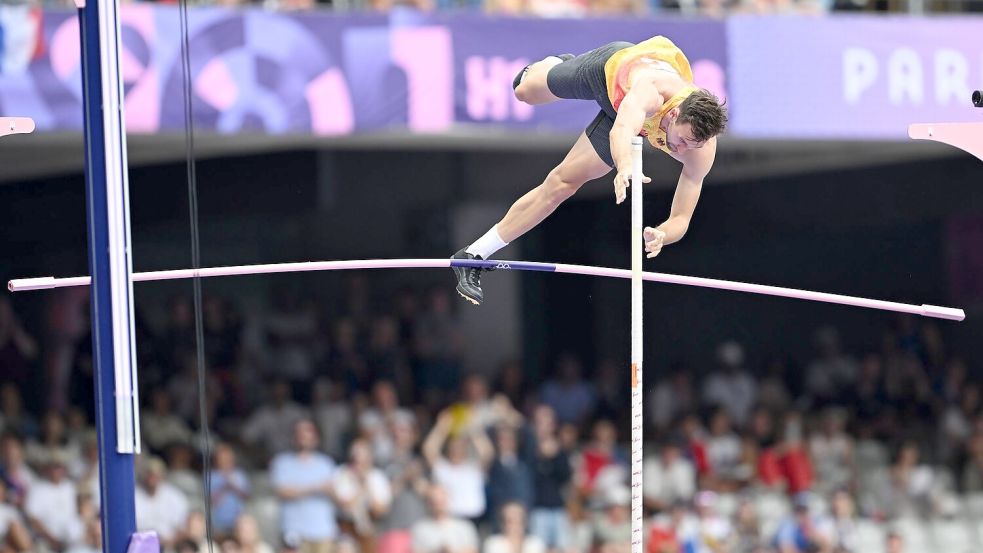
[465,225,509,259]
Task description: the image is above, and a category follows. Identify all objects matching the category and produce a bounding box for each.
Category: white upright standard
[630,135,644,553]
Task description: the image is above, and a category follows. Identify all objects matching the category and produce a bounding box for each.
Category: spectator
[25,410,77,469]
[809,408,854,496]
[493,359,529,414]
[679,491,734,553]
[183,510,221,553]
[378,413,430,553]
[68,430,100,510]
[26,452,83,551]
[160,296,196,372]
[440,374,523,436]
[0,386,37,442]
[174,539,201,553]
[756,358,793,414]
[647,500,691,553]
[241,379,309,462]
[65,492,100,553]
[539,353,596,426]
[0,298,39,395]
[885,531,904,553]
[573,419,626,503]
[940,382,979,464]
[359,379,409,467]
[678,414,710,478]
[209,443,250,536]
[334,438,392,552]
[704,409,743,490]
[483,502,545,553]
[311,378,353,461]
[732,498,764,553]
[648,366,696,432]
[366,316,412,394]
[868,441,951,519]
[422,410,493,522]
[593,359,628,421]
[643,441,696,512]
[524,405,572,553]
[773,493,834,553]
[270,419,339,553]
[828,489,860,552]
[165,442,202,503]
[0,479,31,552]
[960,433,983,492]
[413,288,465,407]
[486,424,534,525]
[202,295,242,375]
[702,341,757,427]
[264,288,319,388]
[141,388,194,455]
[0,433,36,506]
[804,326,858,407]
[135,456,190,550]
[411,485,479,553]
[325,318,370,394]
[777,412,814,496]
[589,485,631,553]
[232,514,274,553]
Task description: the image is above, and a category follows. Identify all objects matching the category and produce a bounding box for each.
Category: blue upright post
[76,0,141,548]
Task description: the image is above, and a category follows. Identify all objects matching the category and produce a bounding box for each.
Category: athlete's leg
[451,131,611,304]
[514,56,565,105]
[495,131,612,241]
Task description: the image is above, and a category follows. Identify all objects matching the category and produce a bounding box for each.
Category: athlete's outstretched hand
[614,170,651,205]
[643,227,666,258]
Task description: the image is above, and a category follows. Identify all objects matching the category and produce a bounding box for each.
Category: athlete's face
[667,113,706,154]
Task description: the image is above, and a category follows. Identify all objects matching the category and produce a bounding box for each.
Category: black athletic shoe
[452,249,485,305]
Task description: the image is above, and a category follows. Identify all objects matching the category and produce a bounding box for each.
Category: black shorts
[546,41,633,167]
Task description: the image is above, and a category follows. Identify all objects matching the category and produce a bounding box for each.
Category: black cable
[177,1,215,552]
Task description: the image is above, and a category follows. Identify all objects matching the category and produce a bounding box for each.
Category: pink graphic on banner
[391,27,453,133]
[691,60,726,103]
[49,18,80,82]
[306,69,354,135]
[195,59,238,112]
[120,5,159,132]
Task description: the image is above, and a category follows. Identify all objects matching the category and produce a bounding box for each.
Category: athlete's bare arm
[644,137,716,257]
[610,77,663,204]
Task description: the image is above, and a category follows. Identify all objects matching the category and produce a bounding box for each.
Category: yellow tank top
[604,36,698,154]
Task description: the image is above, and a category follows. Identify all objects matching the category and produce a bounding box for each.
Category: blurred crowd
[12,0,979,22]
[0,278,980,553]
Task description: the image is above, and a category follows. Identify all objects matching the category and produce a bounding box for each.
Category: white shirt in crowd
[483,535,546,553]
[135,482,190,541]
[702,370,757,426]
[706,433,742,476]
[411,517,479,553]
[431,459,486,519]
[643,456,696,505]
[333,465,393,533]
[0,501,23,540]
[25,479,84,545]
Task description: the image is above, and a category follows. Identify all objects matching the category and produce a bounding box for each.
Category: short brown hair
[677,89,727,143]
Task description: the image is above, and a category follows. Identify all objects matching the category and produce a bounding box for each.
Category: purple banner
[728,15,983,139]
[0,7,726,135]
